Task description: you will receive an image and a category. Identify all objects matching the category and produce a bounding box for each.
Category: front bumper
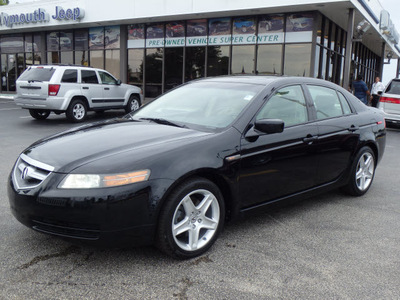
[7,173,171,246]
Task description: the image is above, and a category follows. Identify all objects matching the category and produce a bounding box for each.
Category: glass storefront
[0,11,383,95]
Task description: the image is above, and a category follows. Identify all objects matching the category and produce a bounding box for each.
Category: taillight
[380,96,400,104]
[48,84,60,96]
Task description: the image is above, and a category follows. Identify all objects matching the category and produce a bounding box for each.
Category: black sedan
[8,76,386,259]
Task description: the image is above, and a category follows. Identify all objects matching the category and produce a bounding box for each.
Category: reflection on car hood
[23,119,211,173]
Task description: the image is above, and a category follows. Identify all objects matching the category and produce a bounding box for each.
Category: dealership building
[0,0,399,98]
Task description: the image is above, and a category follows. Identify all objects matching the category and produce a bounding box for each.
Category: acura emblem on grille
[21,166,32,180]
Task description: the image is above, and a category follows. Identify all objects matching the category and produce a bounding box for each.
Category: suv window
[385,80,400,94]
[61,69,78,83]
[81,70,98,84]
[18,67,55,82]
[99,71,118,85]
[307,85,344,119]
[256,85,308,127]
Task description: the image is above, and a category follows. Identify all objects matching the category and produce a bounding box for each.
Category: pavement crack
[18,245,81,270]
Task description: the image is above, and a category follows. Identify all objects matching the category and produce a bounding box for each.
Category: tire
[104,37,110,46]
[66,99,87,122]
[156,177,225,259]
[29,109,50,120]
[343,146,376,196]
[125,95,141,113]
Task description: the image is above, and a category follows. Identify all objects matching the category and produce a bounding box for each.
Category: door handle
[348,125,359,132]
[303,135,317,144]
[104,87,110,90]
[82,87,89,90]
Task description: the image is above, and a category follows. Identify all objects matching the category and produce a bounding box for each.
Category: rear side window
[18,67,55,82]
[337,92,352,115]
[385,80,400,94]
[81,70,98,84]
[61,69,77,83]
[307,85,344,120]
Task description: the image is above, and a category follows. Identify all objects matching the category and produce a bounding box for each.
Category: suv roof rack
[30,64,94,68]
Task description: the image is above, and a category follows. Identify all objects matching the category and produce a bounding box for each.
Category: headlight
[59,169,150,189]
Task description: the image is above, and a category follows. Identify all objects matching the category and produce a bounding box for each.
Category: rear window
[61,69,78,83]
[385,80,400,95]
[18,67,56,82]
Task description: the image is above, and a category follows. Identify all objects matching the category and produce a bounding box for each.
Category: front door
[238,84,318,208]
[1,54,17,92]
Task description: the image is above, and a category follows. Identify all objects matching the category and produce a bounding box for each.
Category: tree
[0,0,9,6]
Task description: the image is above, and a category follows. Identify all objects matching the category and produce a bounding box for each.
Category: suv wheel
[125,95,141,113]
[66,99,87,122]
[29,109,50,120]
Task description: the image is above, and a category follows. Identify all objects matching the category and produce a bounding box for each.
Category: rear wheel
[66,99,87,122]
[156,177,225,259]
[125,95,141,113]
[29,109,50,120]
[343,146,376,196]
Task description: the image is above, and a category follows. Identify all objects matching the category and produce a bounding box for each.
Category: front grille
[13,153,54,190]
[32,219,100,240]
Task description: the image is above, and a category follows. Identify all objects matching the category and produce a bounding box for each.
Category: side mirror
[116,79,122,85]
[254,118,284,134]
[245,119,284,140]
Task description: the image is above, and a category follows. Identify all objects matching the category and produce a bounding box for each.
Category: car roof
[193,75,340,88]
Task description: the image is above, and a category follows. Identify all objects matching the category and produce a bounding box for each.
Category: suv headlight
[59,170,150,189]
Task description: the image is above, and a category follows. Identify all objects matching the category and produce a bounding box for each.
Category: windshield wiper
[28,80,43,83]
[139,117,187,128]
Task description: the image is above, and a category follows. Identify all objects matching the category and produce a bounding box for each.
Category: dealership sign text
[0,6,84,28]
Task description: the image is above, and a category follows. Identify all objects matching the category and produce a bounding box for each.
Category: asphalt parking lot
[1,97,400,299]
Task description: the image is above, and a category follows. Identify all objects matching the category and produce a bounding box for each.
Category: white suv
[15,65,143,122]
[379,78,400,127]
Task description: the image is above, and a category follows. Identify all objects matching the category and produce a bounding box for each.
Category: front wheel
[29,109,50,120]
[156,177,225,259]
[66,99,87,122]
[343,146,376,196]
[125,95,141,113]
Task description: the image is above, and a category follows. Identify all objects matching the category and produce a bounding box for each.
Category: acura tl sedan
[8,76,386,259]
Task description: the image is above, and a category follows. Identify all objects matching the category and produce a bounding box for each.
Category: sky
[5,0,400,84]
[380,0,399,85]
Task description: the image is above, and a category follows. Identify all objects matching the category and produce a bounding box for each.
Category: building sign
[0,6,84,28]
[127,13,314,49]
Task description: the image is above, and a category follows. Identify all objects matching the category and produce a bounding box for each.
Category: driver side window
[256,85,308,127]
[99,71,117,85]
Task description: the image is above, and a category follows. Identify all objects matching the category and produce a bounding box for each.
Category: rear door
[16,66,55,101]
[80,69,103,108]
[306,85,360,185]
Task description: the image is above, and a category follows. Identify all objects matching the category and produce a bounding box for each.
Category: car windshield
[131,81,263,131]
[385,80,400,95]
[18,67,56,82]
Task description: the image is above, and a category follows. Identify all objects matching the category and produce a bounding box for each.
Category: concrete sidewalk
[0,94,15,100]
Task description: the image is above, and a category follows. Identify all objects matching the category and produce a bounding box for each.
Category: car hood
[23,119,211,173]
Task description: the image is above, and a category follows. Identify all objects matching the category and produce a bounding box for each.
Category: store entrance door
[1,54,18,92]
